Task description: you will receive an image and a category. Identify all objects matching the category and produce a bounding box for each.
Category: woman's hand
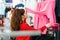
[45,23,52,28]
[46,23,59,27]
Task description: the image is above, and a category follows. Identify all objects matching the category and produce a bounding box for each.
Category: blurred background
[0,0,60,40]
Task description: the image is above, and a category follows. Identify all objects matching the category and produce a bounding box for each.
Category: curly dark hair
[11,9,25,31]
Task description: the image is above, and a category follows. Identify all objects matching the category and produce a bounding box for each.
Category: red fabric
[0,18,4,27]
[16,20,46,40]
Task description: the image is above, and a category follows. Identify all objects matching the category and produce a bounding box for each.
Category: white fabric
[6,11,12,20]
[26,0,37,26]
[0,0,5,15]
[13,0,25,8]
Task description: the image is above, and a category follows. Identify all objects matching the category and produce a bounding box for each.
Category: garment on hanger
[15,3,24,8]
[26,0,56,34]
[13,0,25,8]
[5,7,11,17]
[0,0,5,15]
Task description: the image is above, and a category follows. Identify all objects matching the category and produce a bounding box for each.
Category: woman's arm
[39,23,52,32]
[23,23,51,32]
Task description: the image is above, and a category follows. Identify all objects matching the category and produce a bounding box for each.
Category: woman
[11,8,51,40]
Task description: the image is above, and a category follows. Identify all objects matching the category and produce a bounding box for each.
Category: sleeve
[39,26,46,32]
[23,23,46,32]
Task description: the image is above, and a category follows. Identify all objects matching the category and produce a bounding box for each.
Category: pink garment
[26,0,56,34]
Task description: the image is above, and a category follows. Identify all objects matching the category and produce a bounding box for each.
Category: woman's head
[11,9,27,31]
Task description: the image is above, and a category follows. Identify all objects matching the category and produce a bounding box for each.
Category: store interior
[0,0,60,40]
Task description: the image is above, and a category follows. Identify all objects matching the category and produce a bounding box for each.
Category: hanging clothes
[15,4,24,8]
[0,0,5,15]
[26,0,56,34]
[5,7,11,17]
[13,0,25,8]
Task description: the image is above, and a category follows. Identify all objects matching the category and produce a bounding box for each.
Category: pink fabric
[26,0,56,34]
